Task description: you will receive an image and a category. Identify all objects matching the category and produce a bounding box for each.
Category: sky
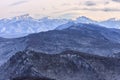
[0,0,120,20]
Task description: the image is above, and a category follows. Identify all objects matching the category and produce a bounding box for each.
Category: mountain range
[1,15,120,80]
[1,23,120,66]
[0,14,69,38]
[0,14,120,38]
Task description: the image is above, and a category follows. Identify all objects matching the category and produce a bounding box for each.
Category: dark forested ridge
[0,50,120,80]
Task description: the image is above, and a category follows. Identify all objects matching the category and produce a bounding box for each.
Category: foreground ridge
[0,50,120,80]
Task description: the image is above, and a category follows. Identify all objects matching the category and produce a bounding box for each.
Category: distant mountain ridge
[100,18,120,29]
[0,14,69,38]
[0,14,120,38]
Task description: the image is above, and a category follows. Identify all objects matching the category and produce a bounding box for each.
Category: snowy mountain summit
[0,14,68,38]
[0,14,120,38]
[75,16,97,24]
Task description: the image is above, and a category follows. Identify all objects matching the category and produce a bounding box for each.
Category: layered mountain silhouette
[1,23,120,66]
[0,15,120,80]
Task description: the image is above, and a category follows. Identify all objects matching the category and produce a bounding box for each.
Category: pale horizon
[0,0,120,21]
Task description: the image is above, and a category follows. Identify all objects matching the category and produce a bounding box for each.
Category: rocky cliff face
[0,50,120,80]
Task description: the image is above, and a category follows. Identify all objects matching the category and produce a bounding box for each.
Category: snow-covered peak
[12,14,33,21]
[75,16,96,24]
[0,14,69,38]
[0,14,120,38]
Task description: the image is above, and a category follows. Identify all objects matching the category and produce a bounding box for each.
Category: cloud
[58,13,75,19]
[112,0,120,2]
[91,8,119,12]
[10,11,26,14]
[84,1,96,6]
[61,3,71,6]
[104,1,110,5]
[102,8,120,12]
[10,0,28,6]
[53,7,120,14]
[80,8,120,12]
[42,8,46,11]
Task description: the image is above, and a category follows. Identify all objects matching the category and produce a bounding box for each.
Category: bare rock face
[0,50,120,80]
